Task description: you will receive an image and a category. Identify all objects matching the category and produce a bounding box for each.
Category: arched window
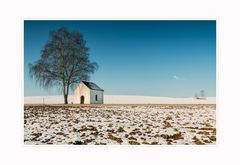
[95,95,98,101]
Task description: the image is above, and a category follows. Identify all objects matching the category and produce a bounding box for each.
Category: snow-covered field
[24,104,216,145]
[24,95,216,104]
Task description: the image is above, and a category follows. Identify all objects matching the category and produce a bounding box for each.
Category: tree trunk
[64,94,68,104]
[63,84,68,104]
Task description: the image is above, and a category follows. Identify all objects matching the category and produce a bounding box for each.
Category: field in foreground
[24,104,216,145]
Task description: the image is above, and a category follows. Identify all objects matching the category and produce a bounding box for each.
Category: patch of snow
[24,95,216,104]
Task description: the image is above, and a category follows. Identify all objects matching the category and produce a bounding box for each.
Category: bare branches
[29,27,98,104]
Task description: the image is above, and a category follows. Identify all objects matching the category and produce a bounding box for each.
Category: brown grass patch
[160,132,184,143]
[56,132,66,136]
[31,132,42,139]
[128,136,137,141]
[108,133,123,144]
[163,120,172,128]
[142,141,149,145]
[151,141,158,145]
[166,116,172,120]
[129,128,143,136]
[208,136,216,142]
[129,140,140,145]
[117,127,125,132]
[192,136,204,145]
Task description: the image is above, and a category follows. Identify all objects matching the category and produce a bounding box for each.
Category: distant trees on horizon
[195,90,206,99]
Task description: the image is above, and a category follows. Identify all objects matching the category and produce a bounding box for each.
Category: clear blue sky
[24,20,216,97]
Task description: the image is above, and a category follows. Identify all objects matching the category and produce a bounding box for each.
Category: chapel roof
[82,81,104,91]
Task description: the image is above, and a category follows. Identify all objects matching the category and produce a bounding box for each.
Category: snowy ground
[24,95,216,104]
[24,104,216,145]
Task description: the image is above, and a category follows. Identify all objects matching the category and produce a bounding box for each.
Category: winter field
[24,103,216,145]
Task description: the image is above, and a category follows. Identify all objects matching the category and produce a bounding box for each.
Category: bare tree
[29,27,98,104]
[194,93,199,99]
[200,90,205,99]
